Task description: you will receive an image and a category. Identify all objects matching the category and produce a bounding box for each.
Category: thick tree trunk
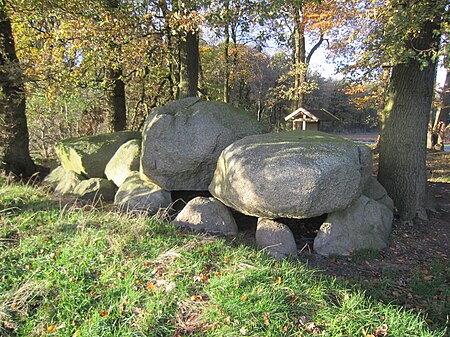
[378,21,438,222]
[0,6,35,177]
[107,67,127,132]
[179,30,199,98]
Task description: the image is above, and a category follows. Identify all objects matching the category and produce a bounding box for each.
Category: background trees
[1,0,448,223]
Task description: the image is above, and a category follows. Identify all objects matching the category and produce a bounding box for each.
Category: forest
[0,0,449,223]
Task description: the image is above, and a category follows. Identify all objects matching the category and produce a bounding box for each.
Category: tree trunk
[107,67,127,132]
[378,21,439,222]
[179,30,199,98]
[0,6,35,177]
[223,0,231,103]
[293,6,306,110]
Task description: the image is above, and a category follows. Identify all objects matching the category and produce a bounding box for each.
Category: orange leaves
[146,281,156,291]
[241,294,248,301]
[99,310,109,317]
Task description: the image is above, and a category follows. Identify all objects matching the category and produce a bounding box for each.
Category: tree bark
[0,5,35,177]
[107,67,127,132]
[223,0,230,103]
[378,20,439,222]
[179,30,199,98]
[293,6,306,110]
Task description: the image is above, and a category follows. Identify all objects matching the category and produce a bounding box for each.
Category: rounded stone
[140,98,264,191]
[255,218,297,259]
[209,130,372,219]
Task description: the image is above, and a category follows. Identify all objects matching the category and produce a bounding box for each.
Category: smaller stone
[173,197,238,235]
[313,195,393,257]
[42,166,85,195]
[73,178,117,201]
[362,176,394,211]
[255,218,297,259]
[105,139,141,187]
[114,172,172,214]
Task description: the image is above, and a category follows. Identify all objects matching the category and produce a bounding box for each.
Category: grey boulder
[313,195,393,256]
[209,130,372,219]
[105,139,141,187]
[55,131,141,178]
[43,166,85,195]
[114,172,172,214]
[141,97,264,191]
[72,178,117,201]
[173,197,238,235]
[363,176,394,211]
[255,218,297,259]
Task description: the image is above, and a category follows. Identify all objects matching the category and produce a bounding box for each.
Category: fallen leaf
[373,323,388,336]
[274,276,282,284]
[146,282,155,290]
[241,294,247,301]
[240,326,247,335]
[282,326,288,332]
[263,312,270,326]
[72,330,81,337]
[47,325,56,333]
[191,294,203,301]
[99,311,109,317]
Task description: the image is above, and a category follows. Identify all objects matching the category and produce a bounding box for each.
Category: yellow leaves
[191,294,203,302]
[241,294,248,301]
[46,325,56,333]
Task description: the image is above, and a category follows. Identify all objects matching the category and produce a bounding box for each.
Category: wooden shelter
[284,107,340,131]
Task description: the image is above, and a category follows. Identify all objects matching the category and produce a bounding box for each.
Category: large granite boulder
[209,131,372,219]
[72,178,117,201]
[255,219,297,259]
[363,176,394,211]
[173,197,238,235]
[105,139,141,187]
[114,172,172,214]
[313,195,393,256]
[55,131,141,178]
[141,98,264,191]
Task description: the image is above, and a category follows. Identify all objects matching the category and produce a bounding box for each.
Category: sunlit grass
[1,179,447,336]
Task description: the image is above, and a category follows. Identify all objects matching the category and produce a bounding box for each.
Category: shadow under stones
[169,191,327,253]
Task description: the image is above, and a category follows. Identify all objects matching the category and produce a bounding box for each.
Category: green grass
[0,180,448,337]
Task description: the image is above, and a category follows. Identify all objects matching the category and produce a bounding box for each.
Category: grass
[1,179,448,337]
